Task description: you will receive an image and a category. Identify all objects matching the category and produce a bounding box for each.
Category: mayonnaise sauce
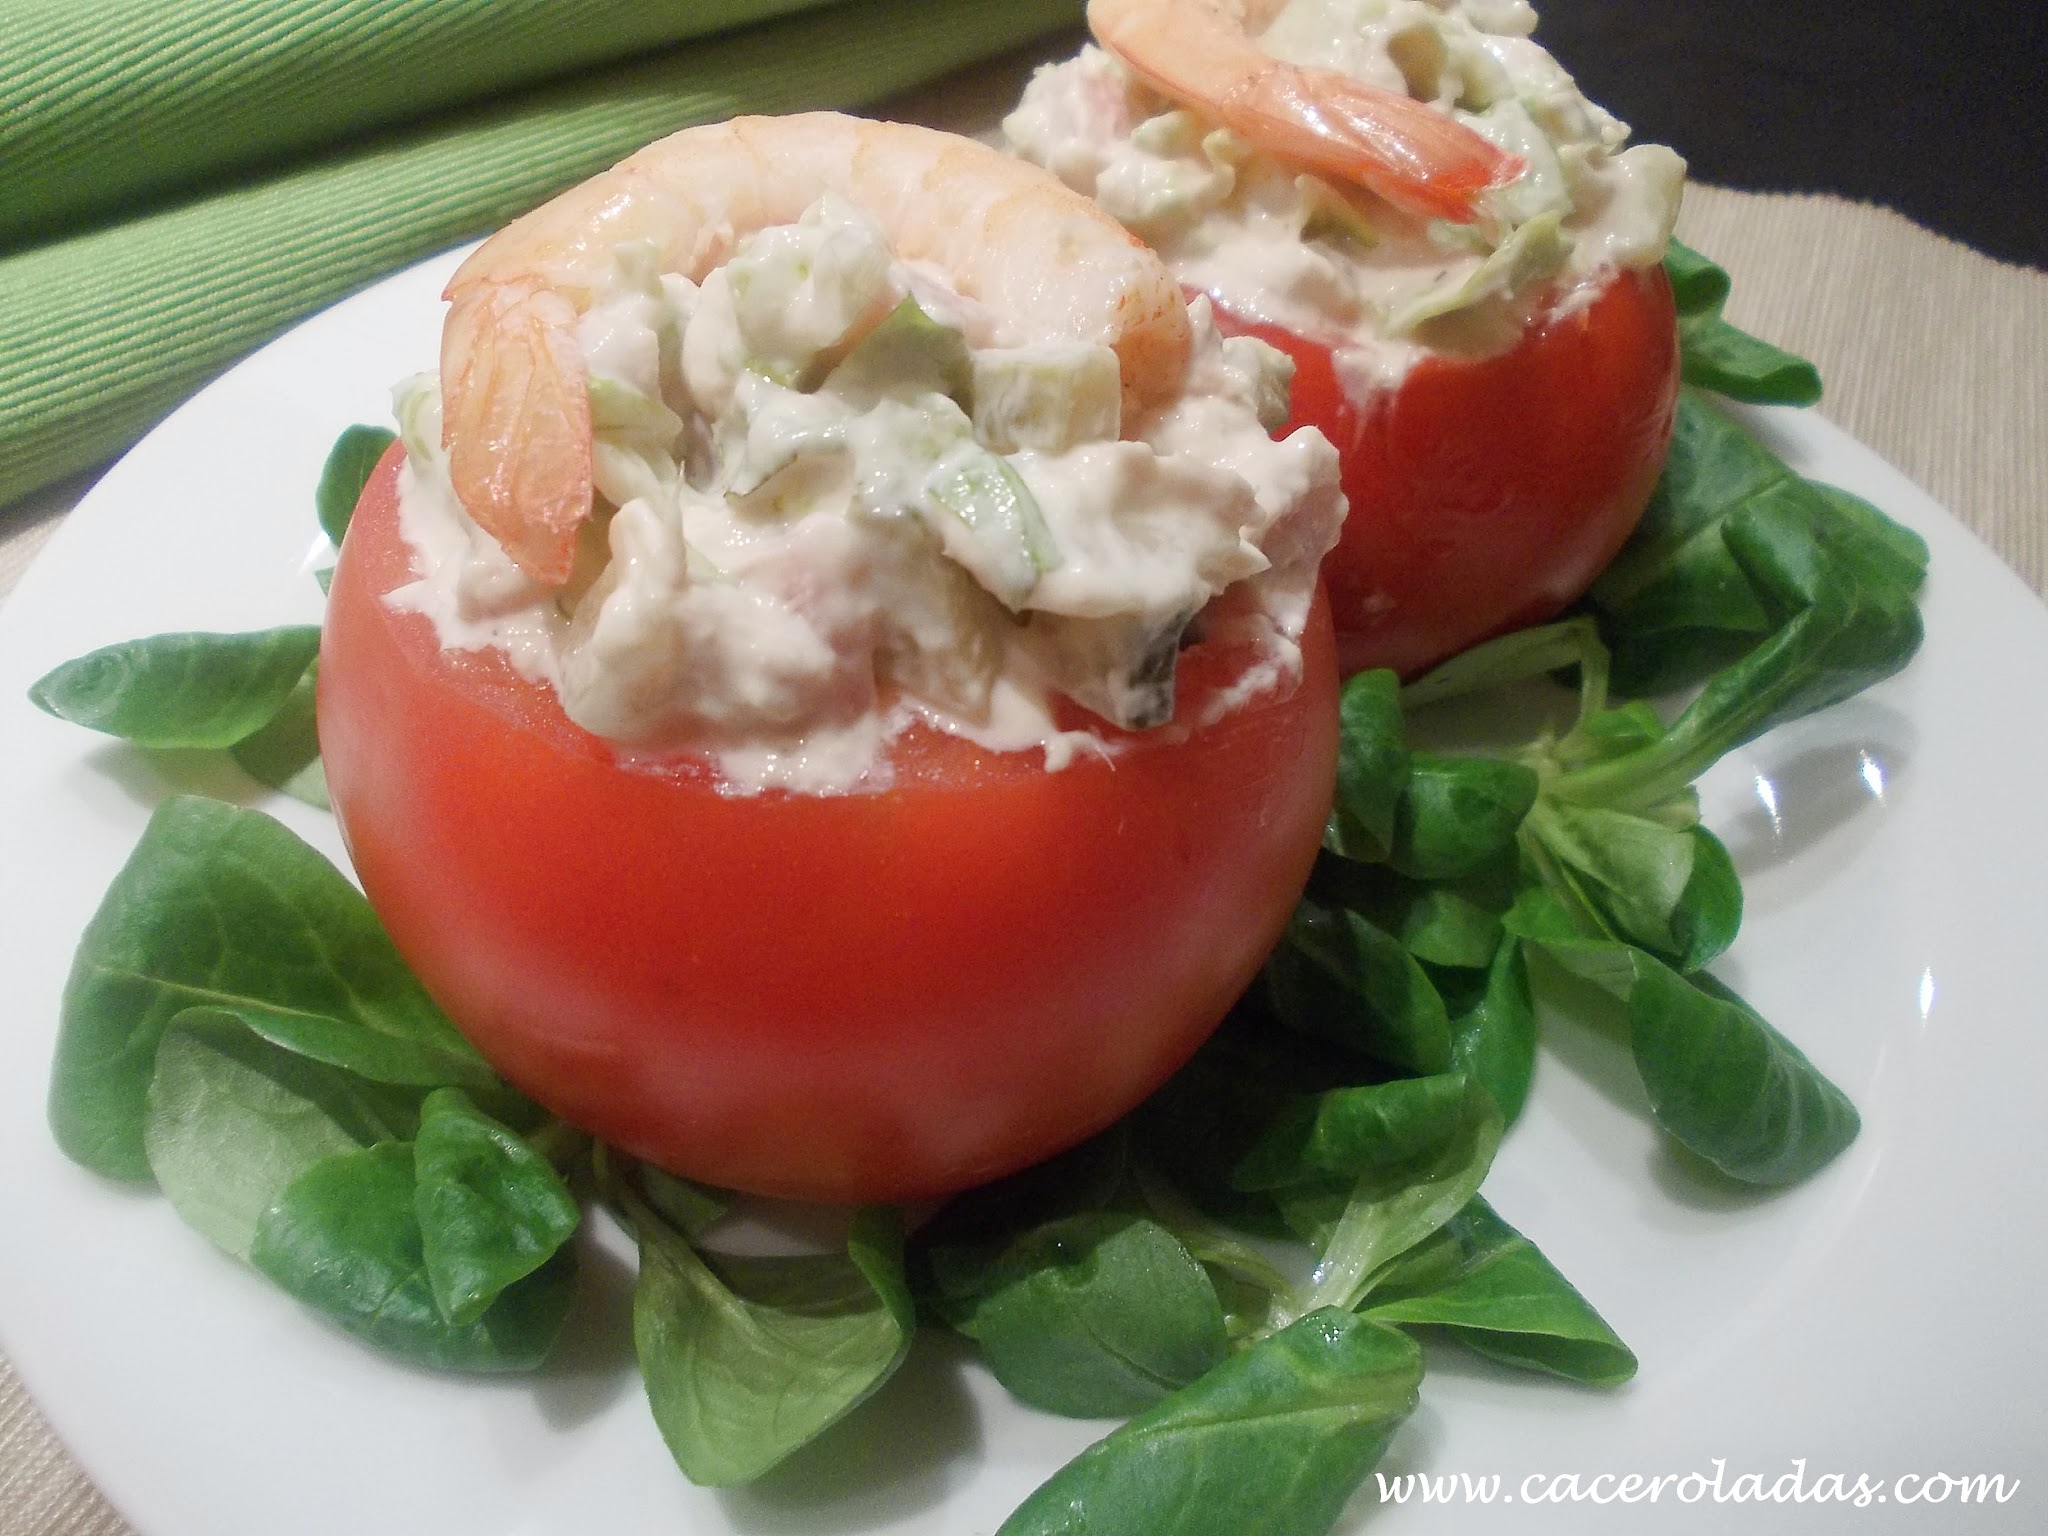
[389,197,1343,794]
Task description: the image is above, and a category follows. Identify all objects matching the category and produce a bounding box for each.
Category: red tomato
[319,447,1338,1203]
[1211,265,1679,678]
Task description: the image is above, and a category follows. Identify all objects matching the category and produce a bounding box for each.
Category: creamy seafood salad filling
[392,196,1343,792]
[1005,0,1686,391]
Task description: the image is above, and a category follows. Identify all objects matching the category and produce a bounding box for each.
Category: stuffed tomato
[1007,0,1686,675]
[319,114,1345,1204]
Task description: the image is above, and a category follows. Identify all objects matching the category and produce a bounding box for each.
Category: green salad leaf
[1330,667,1407,858]
[1268,1074,1503,1316]
[228,659,327,808]
[52,796,582,1371]
[414,1086,582,1327]
[144,1005,421,1260]
[1665,240,1823,405]
[50,796,489,1180]
[619,1172,915,1486]
[29,627,320,749]
[1364,1197,1637,1385]
[1265,896,1454,1074]
[1523,801,1742,970]
[29,423,393,805]
[928,1210,1230,1418]
[997,1311,1423,1536]
[1326,450,1911,1188]
[1508,889,1861,1185]
[1389,753,1539,881]
[251,1140,576,1371]
[1444,937,1537,1123]
[1377,881,1504,970]
[1590,389,1927,697]
[317,423,396,547]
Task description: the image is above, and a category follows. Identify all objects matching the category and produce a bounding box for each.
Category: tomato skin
[319,448,1337,1203]
[1211,265,1679,678]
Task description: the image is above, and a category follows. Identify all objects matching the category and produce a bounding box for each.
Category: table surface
[4,41,2046,1536]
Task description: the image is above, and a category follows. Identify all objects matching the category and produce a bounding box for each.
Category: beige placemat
[5,93,2047,1536]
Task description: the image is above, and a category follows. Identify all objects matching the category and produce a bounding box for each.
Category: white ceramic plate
[2,251,2044,1536]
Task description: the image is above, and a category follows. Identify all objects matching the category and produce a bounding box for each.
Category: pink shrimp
[1086,0,1524,224]
[438,113,1192,585]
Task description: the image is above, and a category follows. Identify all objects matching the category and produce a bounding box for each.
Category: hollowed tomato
[1211,264,1679,678]
[318,447,1339,1203]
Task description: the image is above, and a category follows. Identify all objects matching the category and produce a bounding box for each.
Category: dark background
[1538,0,2047,268]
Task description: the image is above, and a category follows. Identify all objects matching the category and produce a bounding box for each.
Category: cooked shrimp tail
[1087,0,1524,223]
[1218,63,1524,221]
[440,278,592,583]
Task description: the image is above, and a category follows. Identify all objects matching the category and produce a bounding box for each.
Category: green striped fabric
[0,0,838,247]
[0,0,1083,508]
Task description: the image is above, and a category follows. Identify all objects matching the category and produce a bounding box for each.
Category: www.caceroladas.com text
[1375,1460,2021,1509]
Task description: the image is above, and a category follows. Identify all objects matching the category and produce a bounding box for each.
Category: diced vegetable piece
[923,445,1061,608]
[723,195,894,388]
[971,342,1121,453]
[1022,607,1193,731]
[825,294,972,409]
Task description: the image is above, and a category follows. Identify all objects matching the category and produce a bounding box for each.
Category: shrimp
[438,112,1192,584]
[1086,0,1524,224]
